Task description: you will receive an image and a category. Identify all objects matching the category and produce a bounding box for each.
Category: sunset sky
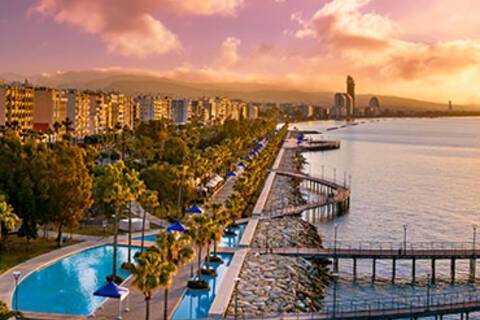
[1,0,480,104]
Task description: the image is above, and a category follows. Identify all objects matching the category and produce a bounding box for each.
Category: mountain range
[1,70,477,112]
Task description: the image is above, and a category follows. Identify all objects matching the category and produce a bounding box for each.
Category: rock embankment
[226,254,330,316]
[251,216,322,248]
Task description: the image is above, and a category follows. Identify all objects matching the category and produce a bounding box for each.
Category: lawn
[0,236,80,275]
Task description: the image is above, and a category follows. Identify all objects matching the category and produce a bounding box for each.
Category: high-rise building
[136,95,166,122]
[33,87,67,132]
[347,75,355,109]
[247,104,259,120]
[0,81,34,131]
[67,89,90,138]
[171,99,190,125]
[368,96,381,117]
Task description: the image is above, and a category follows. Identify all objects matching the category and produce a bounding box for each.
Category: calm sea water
[294,117,480,318]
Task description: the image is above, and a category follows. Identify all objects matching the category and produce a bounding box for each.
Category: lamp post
[13,271,21,311]
[334,223,339,254]
[234,277,240,320]
[426,273,432,311]
[332,275,337,319]
[473,225,477,251]
[403,224,408,254]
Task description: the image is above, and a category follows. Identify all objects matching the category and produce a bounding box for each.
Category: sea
[294,117,480,319]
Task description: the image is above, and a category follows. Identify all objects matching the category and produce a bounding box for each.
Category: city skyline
[2,0,480,104]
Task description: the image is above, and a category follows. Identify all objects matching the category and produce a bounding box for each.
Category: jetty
[263,170,350,219]
[226,291,480,319]
[269,240,479,284]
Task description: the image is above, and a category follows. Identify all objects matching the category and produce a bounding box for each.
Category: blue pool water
[219,223,247,247]
[14,245,139,316]
[135,224,247,248]
[134,234,158,242]
[172,253,233,320]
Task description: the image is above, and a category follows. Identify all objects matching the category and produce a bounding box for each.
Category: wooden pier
[268,241,480,283]
[262,170,351,219]
[227,291,480,319]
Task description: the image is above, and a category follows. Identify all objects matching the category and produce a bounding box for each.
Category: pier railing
[225,291,480,319]
[322,241,480,252]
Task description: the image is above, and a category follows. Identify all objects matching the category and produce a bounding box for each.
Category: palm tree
[173,165,194,215]
[53,121,62,140]
[0,301,22,320]
[139,190,159,252]
[125,169,146,264]
[205,219,223,269]
[62,117,73,135]
[187,214,211,283]
[207,203,227,259]
[0,196,19,251]
[126,250,175,320]
[156,231,194,320]
[94,161,135,281]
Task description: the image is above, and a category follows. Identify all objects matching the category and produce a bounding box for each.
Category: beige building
[33,87,67,133]
[0,81,34,131]
[67,89,90,138]
[247,104,259,120]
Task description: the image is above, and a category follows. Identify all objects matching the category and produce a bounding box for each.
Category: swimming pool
[135,224,247,248]
[219,223,247,247]
[13,245,139,316]
[172,253,233,319]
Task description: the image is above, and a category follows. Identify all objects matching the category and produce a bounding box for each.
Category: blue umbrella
[186,205,204,214]
[167,221,187,232]
[94,281,128,299]
[237,162,245,168]
[226,171,237,177]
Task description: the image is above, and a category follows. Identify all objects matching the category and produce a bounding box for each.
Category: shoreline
[225,131,332,317]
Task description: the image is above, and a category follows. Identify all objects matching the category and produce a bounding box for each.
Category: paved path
[210,175,238,205]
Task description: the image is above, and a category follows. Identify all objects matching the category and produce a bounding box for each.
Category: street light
[426,273,431,311]
[473,225,477,251]
[234,277,241,320]
[334,224,339,254]
[403,224,408,254]
[13,271,21,311]
[332,275,337,320]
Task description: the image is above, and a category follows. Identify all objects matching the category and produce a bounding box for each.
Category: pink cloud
[291,0,480,80]
[218,37,241,67]
[167,0,244,15]
[31,0,245,58]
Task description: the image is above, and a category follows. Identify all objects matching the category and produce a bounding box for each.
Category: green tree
[187,214,212,283]
[156,231,194,320]
[94,161,135,280]
[126,250,175,320]
[138,190,159,252]
[0,196,19,251]
[0,300,22,320]
[46,143,93,247]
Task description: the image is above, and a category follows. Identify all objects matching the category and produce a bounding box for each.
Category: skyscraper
[347,75,355,118]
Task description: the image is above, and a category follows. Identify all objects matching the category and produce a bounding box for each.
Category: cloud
[31,0,245,58]
[218,37,241,67]
[166,0,244,15]
[32,0,180,58]
[291,0,480,80]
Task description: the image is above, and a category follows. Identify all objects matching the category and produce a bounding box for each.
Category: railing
[225,291,480,319]
[322,241,480,251]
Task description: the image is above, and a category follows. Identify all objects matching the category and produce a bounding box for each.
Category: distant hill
[1,70,477,111]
